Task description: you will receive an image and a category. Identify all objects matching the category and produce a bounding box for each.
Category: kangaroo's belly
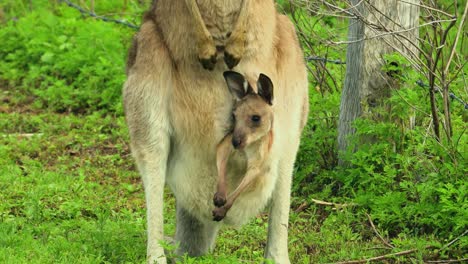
[165,68,278,225]
[166,144,278,226]
[197,0,242,45]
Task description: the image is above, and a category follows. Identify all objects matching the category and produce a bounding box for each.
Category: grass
[0,86,444,264]
[1,1,464,263]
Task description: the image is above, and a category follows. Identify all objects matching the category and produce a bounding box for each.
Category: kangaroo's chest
[196,0,242,43]
[170,70,233,150]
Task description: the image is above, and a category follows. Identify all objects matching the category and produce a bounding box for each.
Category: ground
[0,86,442,263]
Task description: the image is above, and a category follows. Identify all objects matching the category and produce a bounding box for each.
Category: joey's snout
[231,134,245,149]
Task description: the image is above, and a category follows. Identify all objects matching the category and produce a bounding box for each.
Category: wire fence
[60,0,467,111]
[60,0,139,29]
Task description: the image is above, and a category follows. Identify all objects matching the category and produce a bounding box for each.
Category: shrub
[0,5,134,114]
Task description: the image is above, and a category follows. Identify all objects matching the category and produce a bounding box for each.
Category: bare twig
[294,202,309,213]
[426,258,468,263]
[399,0,454,18]
[440,229,468,251]
[311,198,355,209]
[329,248,420,264]
[366,214,394,249]
[443,0,468,76]
[1,133,44,138]
[321,0,366,18]
[330,18,457,45]
[428,12,457,141]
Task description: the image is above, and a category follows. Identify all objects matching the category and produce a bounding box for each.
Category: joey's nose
[232,137,242,149]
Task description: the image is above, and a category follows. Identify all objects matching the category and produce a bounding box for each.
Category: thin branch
[426,258,468,263]
[330,248,420,264]
[429,13,458,141]
[443,0,468,76]
[311,198,356,209]
[440,229,468,251]
[398,0,454,17]
[321,0,366,18]
[366,214,395,249]
[331,18,457,45]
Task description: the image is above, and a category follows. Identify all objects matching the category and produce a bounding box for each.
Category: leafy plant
[0,4,134,114]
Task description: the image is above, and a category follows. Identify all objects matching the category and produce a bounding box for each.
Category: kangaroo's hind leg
[124,20,174,264]
[175,203,220,256]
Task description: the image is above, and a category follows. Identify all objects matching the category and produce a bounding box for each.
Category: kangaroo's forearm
[234,0,250,30]
[184,0,212,38]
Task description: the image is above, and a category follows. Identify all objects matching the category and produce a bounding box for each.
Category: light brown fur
[212,72,274,221]
[123,1,309,263]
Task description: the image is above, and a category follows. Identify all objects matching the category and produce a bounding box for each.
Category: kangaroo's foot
[212,206,228,222]
[224,31,246,69]
[198,36,217,70]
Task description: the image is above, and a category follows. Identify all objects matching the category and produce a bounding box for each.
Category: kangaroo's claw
[224,51,241,69]
[199,54,217,71]
[198,36,217,70]
[223,31,245,69]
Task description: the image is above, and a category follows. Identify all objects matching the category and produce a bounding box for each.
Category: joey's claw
[212,207,227,221]
[213,192,227,207]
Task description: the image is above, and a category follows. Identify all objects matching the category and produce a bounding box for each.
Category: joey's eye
[251,115,261,123]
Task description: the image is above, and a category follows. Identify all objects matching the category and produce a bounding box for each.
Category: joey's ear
[223,71,251,99]
[257,73,274,105]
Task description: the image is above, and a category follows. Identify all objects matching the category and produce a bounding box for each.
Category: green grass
[0,0,465,263]
[0,88,447,264]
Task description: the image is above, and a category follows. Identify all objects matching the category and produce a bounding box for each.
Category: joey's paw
[213,192,227,207]
[198,37,217,70]
[212,207,227,221]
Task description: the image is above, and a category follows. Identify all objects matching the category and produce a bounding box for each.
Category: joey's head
[223,71,274,150]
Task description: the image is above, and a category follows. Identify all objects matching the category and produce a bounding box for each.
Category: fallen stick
[440,230,467,250]
[311,198,356,209]
[1,133,43,138]
[366,213,394,249]
[330,248,419,264]
[294,201,309,213]
[426,258,468,263]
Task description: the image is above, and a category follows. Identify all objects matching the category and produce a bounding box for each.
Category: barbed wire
[306,58,466,110]
[306,56,346,65]
[416,80,468,110]
[60,0,139,29]
[60,0,466,110]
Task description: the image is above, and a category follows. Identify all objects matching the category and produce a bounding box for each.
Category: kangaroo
[123,0,309,263]
[212,71,274,221]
